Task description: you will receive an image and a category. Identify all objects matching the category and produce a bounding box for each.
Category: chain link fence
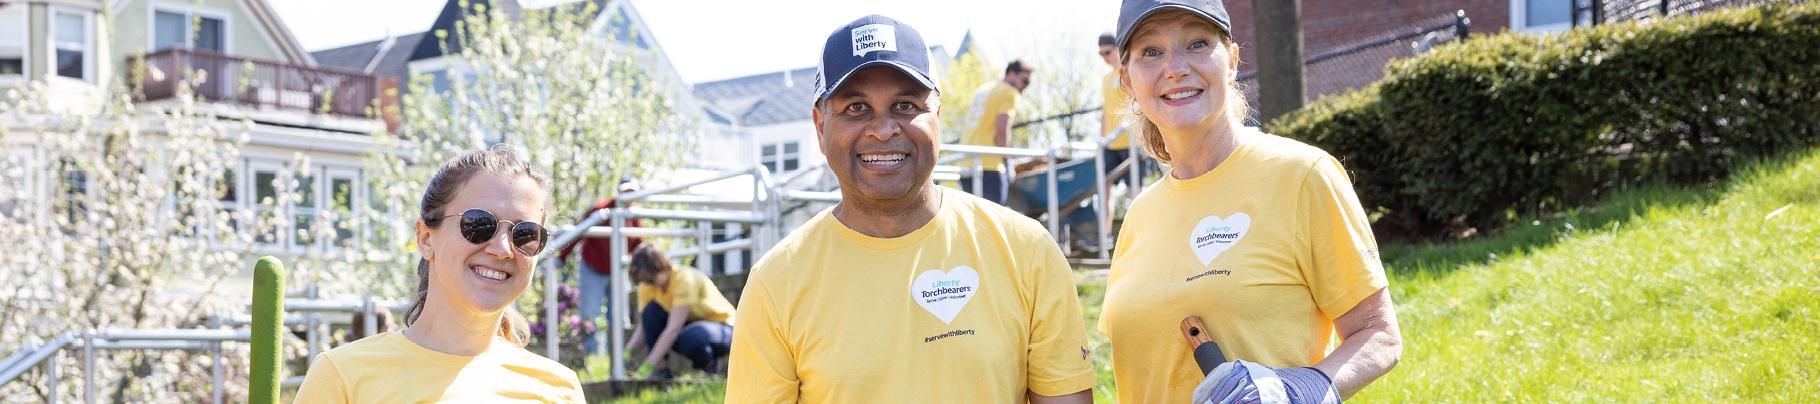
[1235,11,1470,124]
[1577,0,1815,25]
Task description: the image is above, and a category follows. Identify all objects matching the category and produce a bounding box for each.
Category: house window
[1512,0,1574,32]
[154,8,226,52]
[52,8,94,80]
[760,142,800,173]
[293,172,316,248]
[0,3,26,75]
[605,8,650,50]
[57,158,88,226]
[253,166,281,244]
[325,169,359,248]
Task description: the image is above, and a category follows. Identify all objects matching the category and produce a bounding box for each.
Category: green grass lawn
[599,149,1820,402]
[1354,148,1820,401]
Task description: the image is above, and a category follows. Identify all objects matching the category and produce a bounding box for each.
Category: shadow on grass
[1382,148,1820,279]
[1382,184,1712,279]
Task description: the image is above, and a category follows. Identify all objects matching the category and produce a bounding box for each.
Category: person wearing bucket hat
[726,14,1094,403]
[1095,0,1403,403]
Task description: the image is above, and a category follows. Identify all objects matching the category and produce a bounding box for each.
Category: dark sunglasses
[431,208,548,256]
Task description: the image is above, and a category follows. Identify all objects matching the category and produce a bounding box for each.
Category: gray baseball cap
[1115,0,1233,51]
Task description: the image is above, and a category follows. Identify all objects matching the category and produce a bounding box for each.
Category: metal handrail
[0,332,74,386]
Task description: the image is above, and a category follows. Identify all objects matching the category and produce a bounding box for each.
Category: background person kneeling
[624,243,735,379]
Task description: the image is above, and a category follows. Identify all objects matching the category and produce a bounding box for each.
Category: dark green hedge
[1268,2,1820,237]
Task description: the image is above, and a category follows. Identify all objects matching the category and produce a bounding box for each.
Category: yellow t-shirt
[960,81,1021,171]
[636,266,735,325]
[1101,71,1131,150]
[1098,129,1388,403]
[292,331,584,403]
[727,187,1095,403]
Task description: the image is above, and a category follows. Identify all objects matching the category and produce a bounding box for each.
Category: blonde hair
[408,145,550,347]
[1117,11,1251,163]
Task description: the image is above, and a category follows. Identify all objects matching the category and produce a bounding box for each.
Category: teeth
[860,153,907,162]
[1163,90,1202,100]
[477,268,508,281]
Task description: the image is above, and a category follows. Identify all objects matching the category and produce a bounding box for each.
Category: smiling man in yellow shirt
[725,15,1094,403]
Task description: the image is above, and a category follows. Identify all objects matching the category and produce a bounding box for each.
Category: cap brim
[817,60,940,101]
[1116,5,1230,52]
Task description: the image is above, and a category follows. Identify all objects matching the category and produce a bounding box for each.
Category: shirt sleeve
[1024,230,1097,396]
[1297,155,1390,320]
[726,276,800,403]
[292,353,348,404]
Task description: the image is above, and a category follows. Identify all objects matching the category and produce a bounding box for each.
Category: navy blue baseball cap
[1115,0,1233,52]
[814,15,939,101]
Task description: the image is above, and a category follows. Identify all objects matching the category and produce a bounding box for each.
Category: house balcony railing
[131,48,399,130]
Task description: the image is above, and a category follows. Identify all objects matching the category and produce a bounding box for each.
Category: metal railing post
[211,316,224,404]
[697,221,712,275]
[84,332,94,404]
[1045,149,1062,247]
[609,207,628,380]
[1093,143,1109,260]
[543,258,559,360]
[972,156,984,197]
[1129,132,1144,195]
[48,349,59,404]
[361,295,376,338]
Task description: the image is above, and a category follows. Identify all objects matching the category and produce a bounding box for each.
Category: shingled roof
[310,31,428,82]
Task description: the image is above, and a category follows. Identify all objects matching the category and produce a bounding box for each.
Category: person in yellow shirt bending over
[1098,0,1404,403]
[623,243,735,379]
[959,59,1032,205]
[294,146,583,403]
[726,14,1094,403]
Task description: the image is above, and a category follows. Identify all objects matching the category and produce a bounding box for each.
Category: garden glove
[1191,360,1339,404]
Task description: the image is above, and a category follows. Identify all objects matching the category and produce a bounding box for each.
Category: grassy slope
[1357,148,1820,401]
[603,149,1820,402]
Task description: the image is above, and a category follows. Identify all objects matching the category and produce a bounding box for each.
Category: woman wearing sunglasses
[294,146,583,403]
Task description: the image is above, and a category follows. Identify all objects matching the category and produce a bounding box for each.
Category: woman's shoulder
[1242,129,1336,168]
[318,331,411,362]
[489,341,583,385]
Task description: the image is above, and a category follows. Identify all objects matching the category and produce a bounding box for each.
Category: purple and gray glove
[1191,360,1339,404]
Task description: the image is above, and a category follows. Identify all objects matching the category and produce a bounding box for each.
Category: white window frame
[1511,0,1574,33]
[248,159,286,249]
[0,149,34,219]
[0,2,28,78]
[760,141,801,173]
[48,6,95,82]
[149,3,233,53]
[290,165,320,252]
[322,166,363,249]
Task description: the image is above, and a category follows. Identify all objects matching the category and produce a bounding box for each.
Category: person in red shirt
[558,178,643,353]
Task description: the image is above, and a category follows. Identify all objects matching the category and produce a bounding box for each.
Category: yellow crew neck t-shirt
[292,331,584,403]
[1101,71,1131,150]
[726,187,1095,403]
[961,81,1022,171]
[1098,129,1388,403]
[636,266,735,325]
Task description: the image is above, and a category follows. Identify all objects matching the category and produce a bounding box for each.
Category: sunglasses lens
[511,221,545,254]
[459,209,497,244]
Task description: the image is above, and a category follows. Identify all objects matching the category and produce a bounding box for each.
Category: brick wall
[1215,0,1511,106]
[1224,0,1509,70]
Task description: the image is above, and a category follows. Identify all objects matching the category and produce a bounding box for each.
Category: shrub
[1267,2,1820,237]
